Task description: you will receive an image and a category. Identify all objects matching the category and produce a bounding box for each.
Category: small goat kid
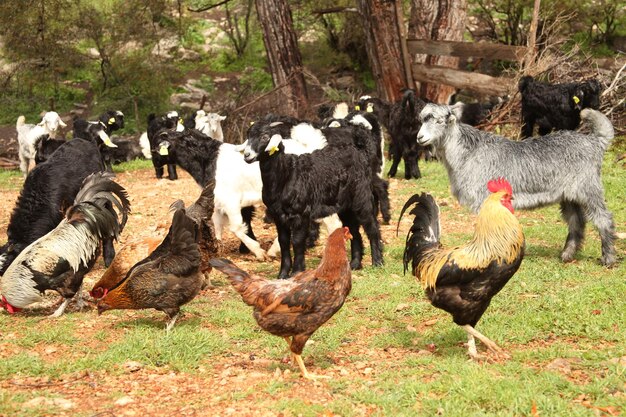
[417,103,616,267]
[194,110,226,141]
[16,112,67,177]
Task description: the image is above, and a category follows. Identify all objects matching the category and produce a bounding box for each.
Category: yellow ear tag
[573,96,580,104]
[366,103,374,113]
[103,137,117,147]
[178,118,183,125]
[250,121,255,126]
[159,146,169,156]
[268,146,279,156]
[355,105,361,111]
[108,117,115,125]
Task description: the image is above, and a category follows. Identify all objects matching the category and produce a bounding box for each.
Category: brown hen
[209,227,352,380]
[90,181,219,299]
[97,208,203,331]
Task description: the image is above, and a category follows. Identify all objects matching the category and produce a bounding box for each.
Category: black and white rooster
[0,172,130,317]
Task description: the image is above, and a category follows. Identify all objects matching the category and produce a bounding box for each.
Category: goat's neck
[259,153,294,188]
[438,124,466,173]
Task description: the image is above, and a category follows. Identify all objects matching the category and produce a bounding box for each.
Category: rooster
[209,226,353,380]
[97,208,203,331]
[400,178,525,359]
[0,172,130,317]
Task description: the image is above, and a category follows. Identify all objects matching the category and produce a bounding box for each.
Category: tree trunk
[255,0,308,117]
[357,0,409,103]
[409,0,467,103]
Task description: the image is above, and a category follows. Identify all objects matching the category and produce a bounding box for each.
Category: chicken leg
[462,325,510,359]
[166,313,179,332]
[294,354,331,380]
[283,336,329,380]
[49,299,71,318]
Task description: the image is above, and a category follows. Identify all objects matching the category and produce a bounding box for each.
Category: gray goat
[416,103,616,267]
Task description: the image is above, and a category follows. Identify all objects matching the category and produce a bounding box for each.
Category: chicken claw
[294,355,331,380]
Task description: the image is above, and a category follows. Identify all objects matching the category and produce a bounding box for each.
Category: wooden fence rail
[406,39,528,96]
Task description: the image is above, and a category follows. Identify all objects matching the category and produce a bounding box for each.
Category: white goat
[16,111,66,177]
[194,110,226,141]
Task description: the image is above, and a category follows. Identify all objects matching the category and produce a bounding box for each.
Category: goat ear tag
[103,137,117,147]
[573,96,580,104]
[329,121,341,128]
[159,146,169,156]
[355,105,360,111]
[366,103,374,112]
[108,117,115,125]
[265,134,282,155]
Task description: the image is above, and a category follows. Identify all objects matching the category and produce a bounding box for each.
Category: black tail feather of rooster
[398,193,440,274]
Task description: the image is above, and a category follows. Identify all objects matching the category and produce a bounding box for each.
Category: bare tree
[409,0,467,103]
[357,0,410,102]
[255,0,308,117]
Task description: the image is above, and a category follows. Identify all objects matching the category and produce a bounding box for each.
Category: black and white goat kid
[417,103,616,266]
[243,124,384,279]
[148,111,185,180]
[0,172,130,317]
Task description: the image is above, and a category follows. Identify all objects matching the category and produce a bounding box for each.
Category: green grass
[0,169,23,190]
[0,147,624,416]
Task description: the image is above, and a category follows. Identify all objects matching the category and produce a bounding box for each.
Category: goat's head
[38,111,66,135]
[155,130,176,158]
[243,128,283,164]
[89,122,117,148]
[417,104,456,146]
[102,110,125,131]
[570,87,586,111]
[206,113,226,132]
[581,79,602,110]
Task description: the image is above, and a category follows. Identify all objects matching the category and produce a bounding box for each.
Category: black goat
[357,91,428,179]
[0,139,113,274]
[243,123,384,279]
[73,117,119,171]
[148,111,183,180]
[519,76,602,138]
[34,135,65,164]
[323,112,392,224]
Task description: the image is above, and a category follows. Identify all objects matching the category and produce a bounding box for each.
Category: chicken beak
[97,303,111,315]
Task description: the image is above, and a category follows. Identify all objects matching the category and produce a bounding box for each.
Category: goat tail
[401,89,416,113]
[66,172,131,240]
[398,193,441,274]
[16,115,25,129]
[581,108,614,149]
[518,75,533,92]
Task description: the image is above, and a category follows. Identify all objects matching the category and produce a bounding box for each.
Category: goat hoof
[601,254,617,268]
[560,251,575,263]
[350,260,363,270]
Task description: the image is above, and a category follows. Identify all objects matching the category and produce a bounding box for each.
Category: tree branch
[188,0,234,12]
[312,7,358,16]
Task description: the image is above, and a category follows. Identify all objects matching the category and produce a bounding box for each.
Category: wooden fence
[406,39,528,96]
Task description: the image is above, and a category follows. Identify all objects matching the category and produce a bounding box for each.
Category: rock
[395,303,411,312]
[123,361,143,372]
[23,397,74,410]
[333,75,355,90]
[152,37,179,58]
[114,396,135,406]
